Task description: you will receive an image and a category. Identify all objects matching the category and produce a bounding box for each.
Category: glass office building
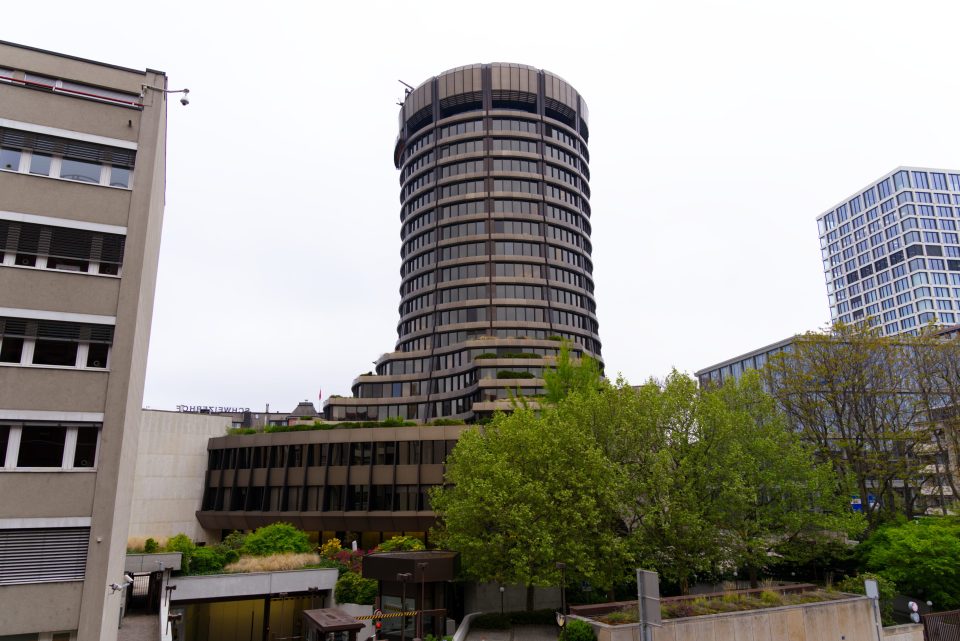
[819,167,960,334]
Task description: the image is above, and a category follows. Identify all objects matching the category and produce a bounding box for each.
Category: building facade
[325,63,601,423]
[0,42,168,640]
[196,424,468,549]
[819,167,960,335]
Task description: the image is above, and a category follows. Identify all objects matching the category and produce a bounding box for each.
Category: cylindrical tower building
[325,63,600,423]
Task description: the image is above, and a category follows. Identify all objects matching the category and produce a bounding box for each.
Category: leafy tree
[543,341,602,404]
[710,371,863,586]
[374,535,425,552]
[764,323,934,525]
[430,407,627,609]
[335,571,378,605]
[240,522,311,556]
[143,538,159,554]
[860,517,960,609]
[557,371,855,592]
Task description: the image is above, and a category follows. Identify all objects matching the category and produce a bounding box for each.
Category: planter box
[576,595,880,641]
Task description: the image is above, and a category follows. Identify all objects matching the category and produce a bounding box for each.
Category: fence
[923,610,960,641]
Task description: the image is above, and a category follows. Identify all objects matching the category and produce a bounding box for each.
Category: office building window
[1,422,100,470]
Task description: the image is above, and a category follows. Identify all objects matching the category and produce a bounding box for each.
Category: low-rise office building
[196,424,467,549]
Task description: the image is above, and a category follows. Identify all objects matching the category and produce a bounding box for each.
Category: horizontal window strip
[0,219,125,265]
[0,127,136,168]
[0,527,89,585]
[0,317,114,344]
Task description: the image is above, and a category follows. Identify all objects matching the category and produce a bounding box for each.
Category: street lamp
[417,562,429,640]
[556,562,567,616]
[499,585,505,615]
[398,572,412,641]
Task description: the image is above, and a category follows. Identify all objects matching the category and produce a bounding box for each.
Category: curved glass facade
[325,63,601,423]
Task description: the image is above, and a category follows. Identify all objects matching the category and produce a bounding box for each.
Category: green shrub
[560,619,596,641]
[335,571,377,604]
[429,418,466,426]
[860,517,960,610]
[471,613,511,629]
[474,353,498,359]
[835,573,896,625]
[227,427,257,435]
[144,538,159,554]
[241,523,311,556]
[598,610,636,625]
[190,547,227,575]
[221,530,247,552]
[375,535,425,552]
[758,590,783,606]
[165,533,196,573]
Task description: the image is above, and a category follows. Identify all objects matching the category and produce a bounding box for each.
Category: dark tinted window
[18,425,66,467]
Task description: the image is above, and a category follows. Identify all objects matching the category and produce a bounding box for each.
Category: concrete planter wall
[882,623,923,641]
[575,595,882,641]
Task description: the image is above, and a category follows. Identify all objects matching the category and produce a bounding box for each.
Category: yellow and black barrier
[355,611,420,620]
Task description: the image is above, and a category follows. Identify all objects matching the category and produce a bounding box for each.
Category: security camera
[124,573,135,585]
[179,89,190,106]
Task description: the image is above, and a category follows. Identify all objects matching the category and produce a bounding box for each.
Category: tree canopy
[433,365,856,596]
[430,406,627,608]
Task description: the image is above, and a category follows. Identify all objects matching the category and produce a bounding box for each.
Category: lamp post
[417,562,429,640]
[499,585,505,615]
[556,562,567,616]
[398,572,412,641]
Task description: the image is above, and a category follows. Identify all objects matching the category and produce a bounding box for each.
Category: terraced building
[324,63,601,423]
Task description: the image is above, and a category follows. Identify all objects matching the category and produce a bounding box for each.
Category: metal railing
[923,609,960,641]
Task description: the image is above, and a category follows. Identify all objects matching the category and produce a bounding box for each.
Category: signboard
[176,405,250,413]
[637,569,661,629]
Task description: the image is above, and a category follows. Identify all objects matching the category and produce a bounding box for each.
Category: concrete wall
[128,410,231,544]
[168,568,338,602]
[579,596,882,641]
[883,624,923,641]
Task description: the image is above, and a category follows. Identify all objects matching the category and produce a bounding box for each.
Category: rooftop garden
[226,417,466,435]
[584,586,850,623]
[127,525,424,600]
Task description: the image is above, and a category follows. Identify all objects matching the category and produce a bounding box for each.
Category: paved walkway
[466,625,559,641]
[118,612,160,641]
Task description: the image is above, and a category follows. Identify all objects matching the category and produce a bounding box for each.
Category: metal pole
[398,573,412,641]
[402,579,407,641]
[418,562,428,640]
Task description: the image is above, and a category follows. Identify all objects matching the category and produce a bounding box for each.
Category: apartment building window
[0,317,114,370]
[1,422,100,470]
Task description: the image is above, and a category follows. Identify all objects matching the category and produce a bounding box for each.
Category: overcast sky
[8,1,960,413]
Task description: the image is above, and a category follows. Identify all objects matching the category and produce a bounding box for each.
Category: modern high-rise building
[0,41,168,640]
[819,167,960,335]
[325,63,601,423]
